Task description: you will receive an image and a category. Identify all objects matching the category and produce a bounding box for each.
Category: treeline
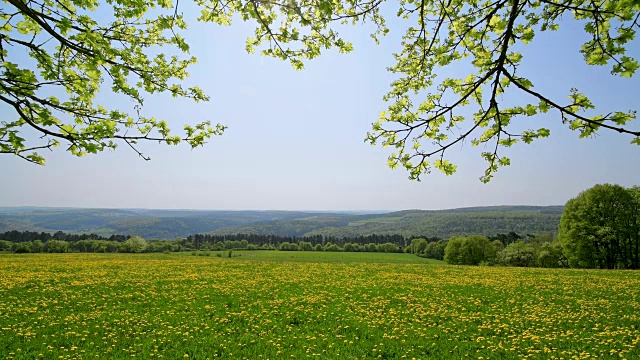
[0,230,440,254]
[0,228,545,260]
[0,230,129,243]
[407,233,566,268]
[0,238,177,254]
[185,233,437,249]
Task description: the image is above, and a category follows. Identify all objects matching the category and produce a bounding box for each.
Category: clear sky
[1,4,638,211]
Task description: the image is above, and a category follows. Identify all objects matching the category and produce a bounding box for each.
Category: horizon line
[0,204,565,213]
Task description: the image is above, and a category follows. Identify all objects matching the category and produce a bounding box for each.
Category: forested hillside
[0,208,324,239]
[209,206,562,238]
[205,214,376,237]
[305,212,560,238]
[0,206,562,239]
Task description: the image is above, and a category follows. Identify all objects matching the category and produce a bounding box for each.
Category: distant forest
[0,229,529,255]
[0,230,129,243]
[0,230,428,247]
[0,206,563,239]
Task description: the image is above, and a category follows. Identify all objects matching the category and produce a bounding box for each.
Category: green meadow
[1,252,639,359]
[197,250,442,264]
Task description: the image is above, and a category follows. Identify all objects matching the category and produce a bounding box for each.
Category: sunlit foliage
[2,0,638,175]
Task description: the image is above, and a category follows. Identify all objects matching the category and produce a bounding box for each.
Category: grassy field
[1,253,639,359]
[196,250,442,264]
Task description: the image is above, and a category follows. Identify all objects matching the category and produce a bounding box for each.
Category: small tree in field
[406,238,428,255]
[445,235,495,265]
[424,241,447,260]
[123,236,148,253]
[0,240,13,252]
[343,243,359,252]
[324,243,342,252]
[497,241,537,267]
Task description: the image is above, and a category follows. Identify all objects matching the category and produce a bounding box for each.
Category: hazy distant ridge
[0,206,561,239]
[207,206,563,238]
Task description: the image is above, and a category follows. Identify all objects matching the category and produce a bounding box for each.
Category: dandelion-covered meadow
[1,253,639,359]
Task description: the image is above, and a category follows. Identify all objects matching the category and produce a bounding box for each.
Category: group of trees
[0,230,129,243]
[0,235,406,254]
[407,233,566,268]
[186,233,410,249]
[0,231,416,254]
[444,236,499,266]
[0,236,160,254]
[278,241,403,253]
[404,238,448,260]
[497,239,567,268]
[406,184,640,270]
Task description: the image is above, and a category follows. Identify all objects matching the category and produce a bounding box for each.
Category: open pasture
[1,253,639,359]
[200,250,442,264]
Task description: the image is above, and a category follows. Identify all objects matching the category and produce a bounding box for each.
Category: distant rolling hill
[207,206,564,238]
[0,206,563,239]
[0,208,140,233]
[0,208,328,239]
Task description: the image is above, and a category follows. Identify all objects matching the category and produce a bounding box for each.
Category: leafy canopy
[1,0,225,164]
[559,184,640,269]
[1,0,639,179]
[364,0,640,182]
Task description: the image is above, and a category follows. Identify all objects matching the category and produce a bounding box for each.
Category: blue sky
[1,4,638,211]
